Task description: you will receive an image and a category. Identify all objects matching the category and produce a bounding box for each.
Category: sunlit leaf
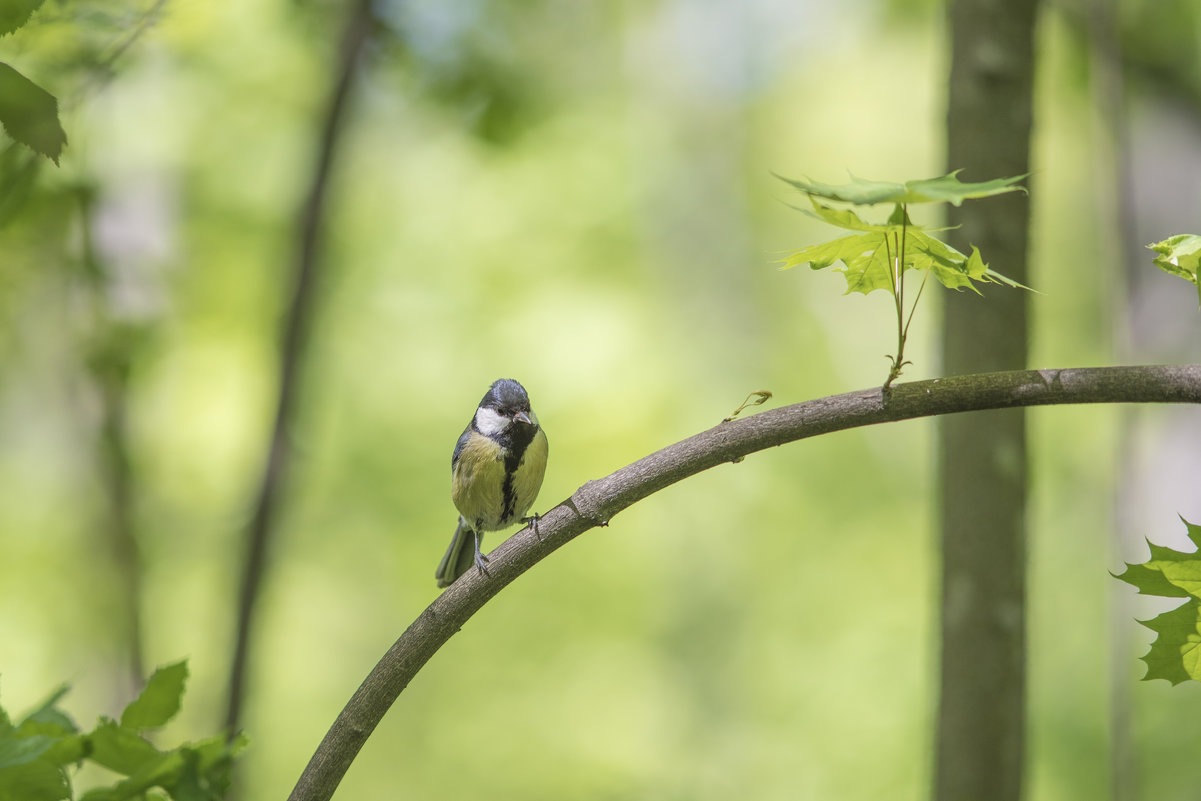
[908,231,980,293]
[798,197,895,232]
[1115,518,1201,684]
[1148,234,1201,307]
[899,171,1028,205]
[783,225,1027,297]
[777,170,1026,206]
[1136,599,1201,685]
[781,232,894,294]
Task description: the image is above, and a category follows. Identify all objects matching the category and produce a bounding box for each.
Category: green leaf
[785,225,1029,298]
[908,231,981,293]
[1137,599,1201,685]
[776,170,1026,206]
[1115,556,1192,598]
[79,734,248,801]
[781,232,894,294]
[80,750,183,801]
[899,171,1029,206]
[1148,234,1201,307]
[798,198,895,232]
[120,661,188,731]
[1115,518,1201,684]
[88,720,163,776]
[0,62,66,164]
[0,733,56,770]
[0,0,45,36]
[18,687,75,734]
[0,724,67,801]
[0,756,68,801]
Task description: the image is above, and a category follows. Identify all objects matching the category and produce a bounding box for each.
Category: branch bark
[287,364,1201,801]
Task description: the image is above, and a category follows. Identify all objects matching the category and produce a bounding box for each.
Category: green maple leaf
[782,231,893,294]
[776,170,1027,206]
[1136,599,1201,685]
[781,197,1029,295]
[1148,234,1201,307]
[775,168,1030,386]
[1115,518,1201,684]
[796,198,896,232]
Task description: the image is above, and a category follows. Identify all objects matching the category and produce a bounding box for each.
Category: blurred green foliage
[0,1,1199,801]
[0,660,245,801]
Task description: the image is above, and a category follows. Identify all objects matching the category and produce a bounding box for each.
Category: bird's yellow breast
[451,427,547,531]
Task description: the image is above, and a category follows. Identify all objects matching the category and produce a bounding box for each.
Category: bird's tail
[435,517,481,588]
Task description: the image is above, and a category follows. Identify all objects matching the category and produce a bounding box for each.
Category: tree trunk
[937,1,1040,800]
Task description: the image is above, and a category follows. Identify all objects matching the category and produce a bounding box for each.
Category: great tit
[435,378,549,587]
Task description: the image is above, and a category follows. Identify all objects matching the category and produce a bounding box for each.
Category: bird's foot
[522,512,542,540]
[473,531,491,577]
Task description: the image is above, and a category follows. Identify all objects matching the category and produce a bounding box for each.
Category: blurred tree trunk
[937,1,1039,800]
[223,0,374,741]
[78,186,147,700]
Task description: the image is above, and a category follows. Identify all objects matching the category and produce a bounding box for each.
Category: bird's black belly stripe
[497,425,535,525]
[500,470,518,523]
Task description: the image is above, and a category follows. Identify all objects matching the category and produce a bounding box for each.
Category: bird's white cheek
[474,406,508,437]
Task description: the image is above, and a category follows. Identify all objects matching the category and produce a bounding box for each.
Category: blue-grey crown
[482,378,531,415]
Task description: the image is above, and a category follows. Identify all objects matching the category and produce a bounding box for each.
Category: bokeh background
[2,0,1201,799]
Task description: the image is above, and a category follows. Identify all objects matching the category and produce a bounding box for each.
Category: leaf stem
[885,204,911,388]
[902,266,932,344]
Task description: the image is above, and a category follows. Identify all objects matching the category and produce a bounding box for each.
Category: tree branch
[287,364,1201,801]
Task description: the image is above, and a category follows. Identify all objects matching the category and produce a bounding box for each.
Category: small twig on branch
[287,364,1201,801]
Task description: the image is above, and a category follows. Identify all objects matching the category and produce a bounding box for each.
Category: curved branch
[287,364,1201,801]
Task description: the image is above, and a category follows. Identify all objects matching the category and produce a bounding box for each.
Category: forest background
[2,0,1201,799]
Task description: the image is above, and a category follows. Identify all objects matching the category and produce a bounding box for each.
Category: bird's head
[475,378,538,436]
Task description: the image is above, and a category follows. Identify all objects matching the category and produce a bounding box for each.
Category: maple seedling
[778,171,1030,388]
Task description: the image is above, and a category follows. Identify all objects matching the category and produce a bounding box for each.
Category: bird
[435,378,548,588]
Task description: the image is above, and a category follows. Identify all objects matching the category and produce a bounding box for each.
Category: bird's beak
[514,411,532,425]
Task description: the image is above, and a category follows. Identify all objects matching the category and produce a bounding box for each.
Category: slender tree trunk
[78,187,147,700]
[937,1,1040,800]
[223,0,373,740]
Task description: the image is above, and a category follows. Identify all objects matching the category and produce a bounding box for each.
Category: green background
[1,1,1200,799]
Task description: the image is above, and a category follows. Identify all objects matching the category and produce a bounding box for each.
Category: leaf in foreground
[0,61,66,164]
[1114,517,1201,684]
[0,659,244,800]
[0,0,46,36]
[120,660,188,731]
